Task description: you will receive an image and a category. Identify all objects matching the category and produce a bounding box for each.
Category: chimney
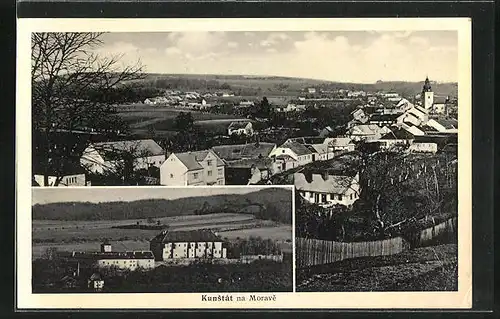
[322,172,330,181]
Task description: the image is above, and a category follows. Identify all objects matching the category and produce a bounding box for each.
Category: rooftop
[92,139,164,160]
[64,251,154,260]
[212,143,275,161]
[280,141,312,156]
[294,172,357,194]
[228,121,252,130]
[173,150,224,171]
[151,229,222,243]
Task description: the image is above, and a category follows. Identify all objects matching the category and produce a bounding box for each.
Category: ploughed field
[33,213,292,259]
[297,244,458,292]
[116,105,243,132]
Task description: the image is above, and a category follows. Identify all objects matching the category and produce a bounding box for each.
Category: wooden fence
[407,216,458,248]
[296,236,408,268]
[296,216,457,268]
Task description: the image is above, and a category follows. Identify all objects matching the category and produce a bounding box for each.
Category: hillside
[32,188,292,223]
[126,74,458,98]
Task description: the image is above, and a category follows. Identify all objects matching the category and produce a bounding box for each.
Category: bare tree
[32,32,144,186]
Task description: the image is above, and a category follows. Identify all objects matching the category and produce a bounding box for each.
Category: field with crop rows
[33,213,291,258]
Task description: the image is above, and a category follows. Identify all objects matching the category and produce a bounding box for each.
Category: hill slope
[32,188,293,223]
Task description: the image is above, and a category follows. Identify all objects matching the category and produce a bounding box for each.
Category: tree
[174,112,195,131]
[32,32,144,186]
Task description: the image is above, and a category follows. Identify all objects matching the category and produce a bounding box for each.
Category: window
[350,194,353,200]
[218,168,223,176]
[282,150,285,153]
[207,160,213,166]
[208,170,213,176]
[338,194,343,201]
[170,173,174,178]
[193,172,199,179]
[321,194,327,203]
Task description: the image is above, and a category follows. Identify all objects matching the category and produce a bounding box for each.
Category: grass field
[33,213,292,258]
[116,106,242,133]
[297,244,458,291]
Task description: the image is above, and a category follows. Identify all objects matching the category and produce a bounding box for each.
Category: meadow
[32,213,292,259]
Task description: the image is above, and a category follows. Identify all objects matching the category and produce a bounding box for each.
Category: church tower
[422,76,434,110]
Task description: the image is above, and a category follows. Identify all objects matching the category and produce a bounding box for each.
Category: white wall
[160,154,189,186]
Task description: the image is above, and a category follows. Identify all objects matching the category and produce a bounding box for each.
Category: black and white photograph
[17,17,472,309]
[31,186,293,293]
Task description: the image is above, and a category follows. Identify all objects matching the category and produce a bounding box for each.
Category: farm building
[294,172,360,208]
[211,142,276,161]
[228,121,254,136]
[224,158,280,185]
[160,149,225,186]
[348,124,392,142]
[378,128,415,150]
[33,163,90,187]
[59,244,155,271]
[269,141,314,171]
[150,229,227,261]
[80,139,165,174]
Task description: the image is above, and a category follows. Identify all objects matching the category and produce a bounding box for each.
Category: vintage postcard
[17,18,471,309]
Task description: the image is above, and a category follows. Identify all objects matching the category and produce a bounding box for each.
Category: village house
[33,164,90,187]
[294,172,361,207]
[307,88,316,94]
[348,124,392,142]
[269,141,314,171]
[318,126,335,138]
[80,139,165,174]
[224,158,279,185]
[396,104,429,126]
[150,229,227,261]
[160,149,225,186]
[326,137,356,152]
[228,121,254,136]
[211,142,276,162]
[425,117,458,134]
[211,142,278,185]
[368,113,401,126]
[378,127,415,150]
[61,244,155,271]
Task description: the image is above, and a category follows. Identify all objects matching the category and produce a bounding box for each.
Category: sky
[95,31,458,83]
[32,187,287,205]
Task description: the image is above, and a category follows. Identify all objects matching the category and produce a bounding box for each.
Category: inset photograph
[31,186,293,293]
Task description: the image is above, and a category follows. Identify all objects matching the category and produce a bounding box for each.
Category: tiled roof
[71,251,154,260]
[380,128,415,140]
[294,172,356,194]
[174,150,224,171]
[228,121,251,130]
[225,158,274,169]
[326,137,354,147]
[151,229,222,243]
[212,143,275,161]
[349,124,384,135]
[93,139,164,160]
[280,141,312,156]
[434,117,458,129]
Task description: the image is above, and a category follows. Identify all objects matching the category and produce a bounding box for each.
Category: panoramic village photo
[31,30,459,293]
[32,186,293,293]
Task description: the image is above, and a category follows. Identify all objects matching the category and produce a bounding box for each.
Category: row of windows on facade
[302,191,358,202]
[65,176,79,184]
[100,260,153,265]
[169,168,223,179]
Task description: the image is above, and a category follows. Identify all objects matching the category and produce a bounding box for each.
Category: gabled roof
[294,172,357,194]
[228,121,252,130]
[151,229,222,243]
[326,137,354,147]
[225,158,274,170]
[432,117,458,129]
[280,141,312,156]
[173,150,224,171]
[349,124,383,135]
[308,144,328,155]
[380,128,415,140]
[92,139,164,160]
[212,143,275,161]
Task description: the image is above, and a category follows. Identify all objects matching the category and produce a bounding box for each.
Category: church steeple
[422,76,432,93]
[422,76,434,110]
